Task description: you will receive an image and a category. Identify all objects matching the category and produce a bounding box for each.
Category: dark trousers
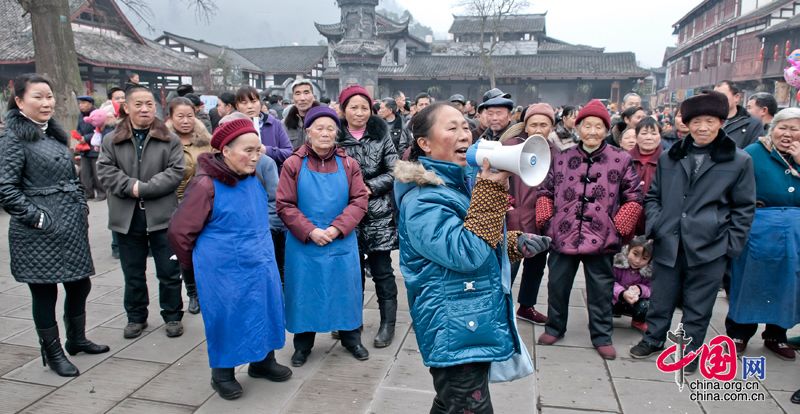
[429,362,493,414]
[28,278,92,329]
[116,208,183,323]
[361,250,397,302]
[510,251,548,306]
[644,245,727,351]
[613,298,650,322]
[181,265,196,297]
[79,156,104,198]
[544,252,615,346]
[725,318,788,342]
[293,329,362,351]
[271,229,285,283]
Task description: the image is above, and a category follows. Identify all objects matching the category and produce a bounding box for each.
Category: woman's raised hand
[477,158,511,190]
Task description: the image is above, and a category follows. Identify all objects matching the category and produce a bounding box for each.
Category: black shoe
[111,249,120,260]
[791,388,800,404]
[36,326,79,377]
[331,331,340,340]
[291,349,310,367]
[63,313,110,356]
[248,351,292,382]
[187,295,200,314]
[123,321,147,339]
[629,341,664,359]
[346,344,370,361]
[211,368,242,400]
[374,300,397,348]
[165,321,184,338]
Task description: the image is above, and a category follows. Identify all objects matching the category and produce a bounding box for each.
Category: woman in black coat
[336,85,399,348]
[0,74,108,378]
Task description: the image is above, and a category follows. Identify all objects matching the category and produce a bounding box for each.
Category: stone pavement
[0,202,797,413]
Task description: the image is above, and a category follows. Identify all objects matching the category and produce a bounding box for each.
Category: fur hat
[679,91,729,124]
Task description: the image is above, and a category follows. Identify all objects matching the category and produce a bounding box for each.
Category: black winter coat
[0,110,94,284]
[723,106,762,149]
[645,131,755,268]
[338,115,399,252]
[386,116,412,155]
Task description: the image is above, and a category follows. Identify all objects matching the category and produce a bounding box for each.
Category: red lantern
[760,45,765,61]
[774,44,780,61]
[786,40,792,56]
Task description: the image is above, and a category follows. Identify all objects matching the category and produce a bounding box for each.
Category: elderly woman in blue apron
[168,118,291,400]
[277,106,370,366]
[726,107,800,361]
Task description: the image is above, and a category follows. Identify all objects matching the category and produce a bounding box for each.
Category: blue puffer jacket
[394,157,516,368]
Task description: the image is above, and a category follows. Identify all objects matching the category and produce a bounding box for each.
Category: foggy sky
[124,0,697,68]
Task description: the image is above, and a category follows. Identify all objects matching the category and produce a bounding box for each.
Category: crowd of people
[0,72,798,412]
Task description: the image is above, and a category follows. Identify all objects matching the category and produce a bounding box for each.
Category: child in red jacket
[612,236,653,333]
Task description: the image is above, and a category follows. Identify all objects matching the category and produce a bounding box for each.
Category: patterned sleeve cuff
[464,178,509,248]
[506,230,524,263]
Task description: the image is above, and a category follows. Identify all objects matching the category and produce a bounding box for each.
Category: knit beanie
[211,118,257,150]
[575,99,611,130]
[524,103,555,125]
[679,91,729,124]
[338,85,372,108]
[304,106,341,129]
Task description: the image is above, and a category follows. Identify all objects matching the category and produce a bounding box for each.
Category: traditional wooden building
[236,46,328,97]
[316,9,648,106]
[663,0,800,102]
[154,32,266,92]
[760,12,800,105]
[0,0,202,100]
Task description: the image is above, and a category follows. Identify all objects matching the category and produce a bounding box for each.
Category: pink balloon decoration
[785,66,800,88]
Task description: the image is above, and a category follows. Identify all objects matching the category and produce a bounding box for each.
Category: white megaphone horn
[466,135,551,187]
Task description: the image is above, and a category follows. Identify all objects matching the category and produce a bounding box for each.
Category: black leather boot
[64,314,110,356]
[211,368,242,400]
[185,283,200,314]
[374,299,397,348]
[248,351,292,381]
[37,326,79,377]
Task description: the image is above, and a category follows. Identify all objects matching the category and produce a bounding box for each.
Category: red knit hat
[211,118,258,150]
[575,99,611,130]
[338,84,372,107]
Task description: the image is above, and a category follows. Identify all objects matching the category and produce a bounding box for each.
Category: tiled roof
[761,12,800,36]
[316,12,409,39]
[0,0,201,74]
[538,37,603,53]
[156,32,263,73]
[449,14,546,35]
[666,0,794,61]
[237,46,328,74]
[324,52,647,80]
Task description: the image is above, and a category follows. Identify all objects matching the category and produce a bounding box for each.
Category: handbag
[489,225,534,383]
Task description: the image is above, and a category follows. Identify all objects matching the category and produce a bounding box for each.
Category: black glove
[517,234,551,258]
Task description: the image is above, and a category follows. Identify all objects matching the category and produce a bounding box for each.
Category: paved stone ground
[0,203,797,413]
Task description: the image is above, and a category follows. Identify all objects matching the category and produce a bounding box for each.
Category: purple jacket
[538,142,642,255]
[259,112,293,167]
[612,246,652,305]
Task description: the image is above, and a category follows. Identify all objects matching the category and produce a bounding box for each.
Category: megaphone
[466,135,551,187]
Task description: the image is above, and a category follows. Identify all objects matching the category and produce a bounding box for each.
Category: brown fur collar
[165,118,211,147]
[394,160,445,186]
[111,117,173,144]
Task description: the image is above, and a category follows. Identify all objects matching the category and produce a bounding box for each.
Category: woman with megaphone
[394,102,550,413]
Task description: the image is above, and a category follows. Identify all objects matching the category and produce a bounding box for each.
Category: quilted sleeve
[0,135,41,226]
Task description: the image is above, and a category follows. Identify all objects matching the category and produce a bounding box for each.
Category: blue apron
[728,207,800,328]
[284,156,362,333]
[193,176,285,368]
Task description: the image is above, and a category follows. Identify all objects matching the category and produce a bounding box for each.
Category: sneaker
[165,321,184,338]
[596,344,617,360]
[123,322,147,339]
[629,341,664,359]
[764,339,796,361]
[630,320,648,333]
[731,338,747,354]
[537,332,560,345]
[516,306,548,325]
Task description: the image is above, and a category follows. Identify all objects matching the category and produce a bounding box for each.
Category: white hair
[768,107,800,137]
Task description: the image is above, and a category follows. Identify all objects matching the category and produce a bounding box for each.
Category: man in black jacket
[629,91,755,372]
[713,80,762,148]
[377,98,410,154]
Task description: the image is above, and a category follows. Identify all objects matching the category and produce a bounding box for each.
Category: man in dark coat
[629,91,756,373]
[97,85,185,340]
[76,96,105,200]
[714,80,763,148]
[377,97,411,154]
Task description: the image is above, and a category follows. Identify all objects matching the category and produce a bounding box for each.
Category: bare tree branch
[182,0,217,24]
[117,0,155,31]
